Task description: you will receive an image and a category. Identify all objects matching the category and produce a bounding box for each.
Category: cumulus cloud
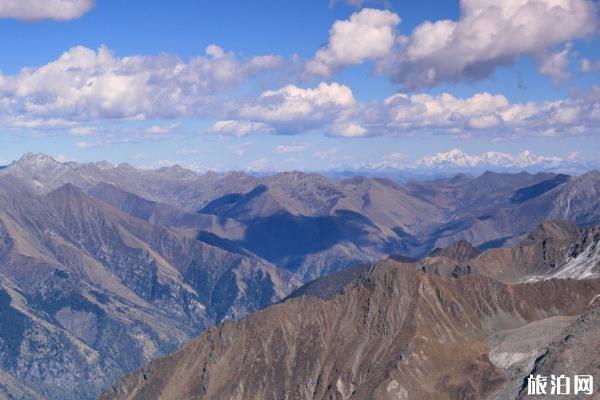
[306,8,400,77]
[363,88,600,137]
[239,82,355,122]
[212,82,599,138]
[331,122,368,137]
[387,0,596,88]
[0,0,94,21]
[224,82,356,135]
[382,92,521,130]
[0,45,282,121]
[310,2,597,88]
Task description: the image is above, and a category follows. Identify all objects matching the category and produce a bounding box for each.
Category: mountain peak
[15,152,59,166]
[156,164,197,179]
[428,239,481,261]
[525,220,579,244]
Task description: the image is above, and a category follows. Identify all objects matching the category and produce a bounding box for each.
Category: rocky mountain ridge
[3,154,600,280]
[0,153,599,399]
[101,225,600,399]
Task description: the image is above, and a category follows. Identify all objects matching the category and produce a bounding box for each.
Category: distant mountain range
[101,221,600,400]
[323,148,599,182]
[0,153,598,399]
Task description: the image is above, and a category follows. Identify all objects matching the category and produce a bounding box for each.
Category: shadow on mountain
[510,174,570,204]
[199,185,268,215]
[0,289,31,364]
[196,231,250,256]
[238,209,375,268]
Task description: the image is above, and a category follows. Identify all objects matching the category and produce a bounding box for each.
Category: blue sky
[0,0,598,172]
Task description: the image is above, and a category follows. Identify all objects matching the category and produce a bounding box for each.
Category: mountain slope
[0,181,295,400]
[101,259,600,400]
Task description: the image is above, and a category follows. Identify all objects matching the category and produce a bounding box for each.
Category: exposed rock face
[547,225,600,279]
[488,315,577,400]
[428,239,482,261]
[100,259,600,400]
[516,295,600,399]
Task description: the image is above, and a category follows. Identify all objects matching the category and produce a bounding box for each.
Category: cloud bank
[308,1,598,88]
[0,0,94,21]
[0,45,282,121]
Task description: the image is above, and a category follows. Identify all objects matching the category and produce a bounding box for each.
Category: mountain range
[101,221,600,400]
[0,153,598,399]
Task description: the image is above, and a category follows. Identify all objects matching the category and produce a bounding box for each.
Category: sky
[0,0,598,173]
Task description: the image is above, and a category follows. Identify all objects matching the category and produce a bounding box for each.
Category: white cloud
[75,140,94,149]
[240,82,355,122]
[369,88,600,136]
[382,91,514,130]
[68,126,96,136]
[329,0,366,8]
[581,58,600,72]
[232,82,356,135]
[3,116,77,129]
[306,8,400,77]
[273,144,308,154]
[0,0,94,21]
[219,84,599,139]
[0,45,282,121]
[314,2,597,88]
[145,122,181,135]
[393,0,597,87]
[209,120,275,136]
[55,153,69,162]
[332,122,367,137]
[314,147,337,160]
[536,44,572,82]
[246,157,269,172]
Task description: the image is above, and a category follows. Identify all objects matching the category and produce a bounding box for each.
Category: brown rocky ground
[100,257,600,400]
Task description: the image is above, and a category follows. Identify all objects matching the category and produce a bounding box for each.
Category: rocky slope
[100,251,600,400]
[100,225,600,400]
[0,181,294,400]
